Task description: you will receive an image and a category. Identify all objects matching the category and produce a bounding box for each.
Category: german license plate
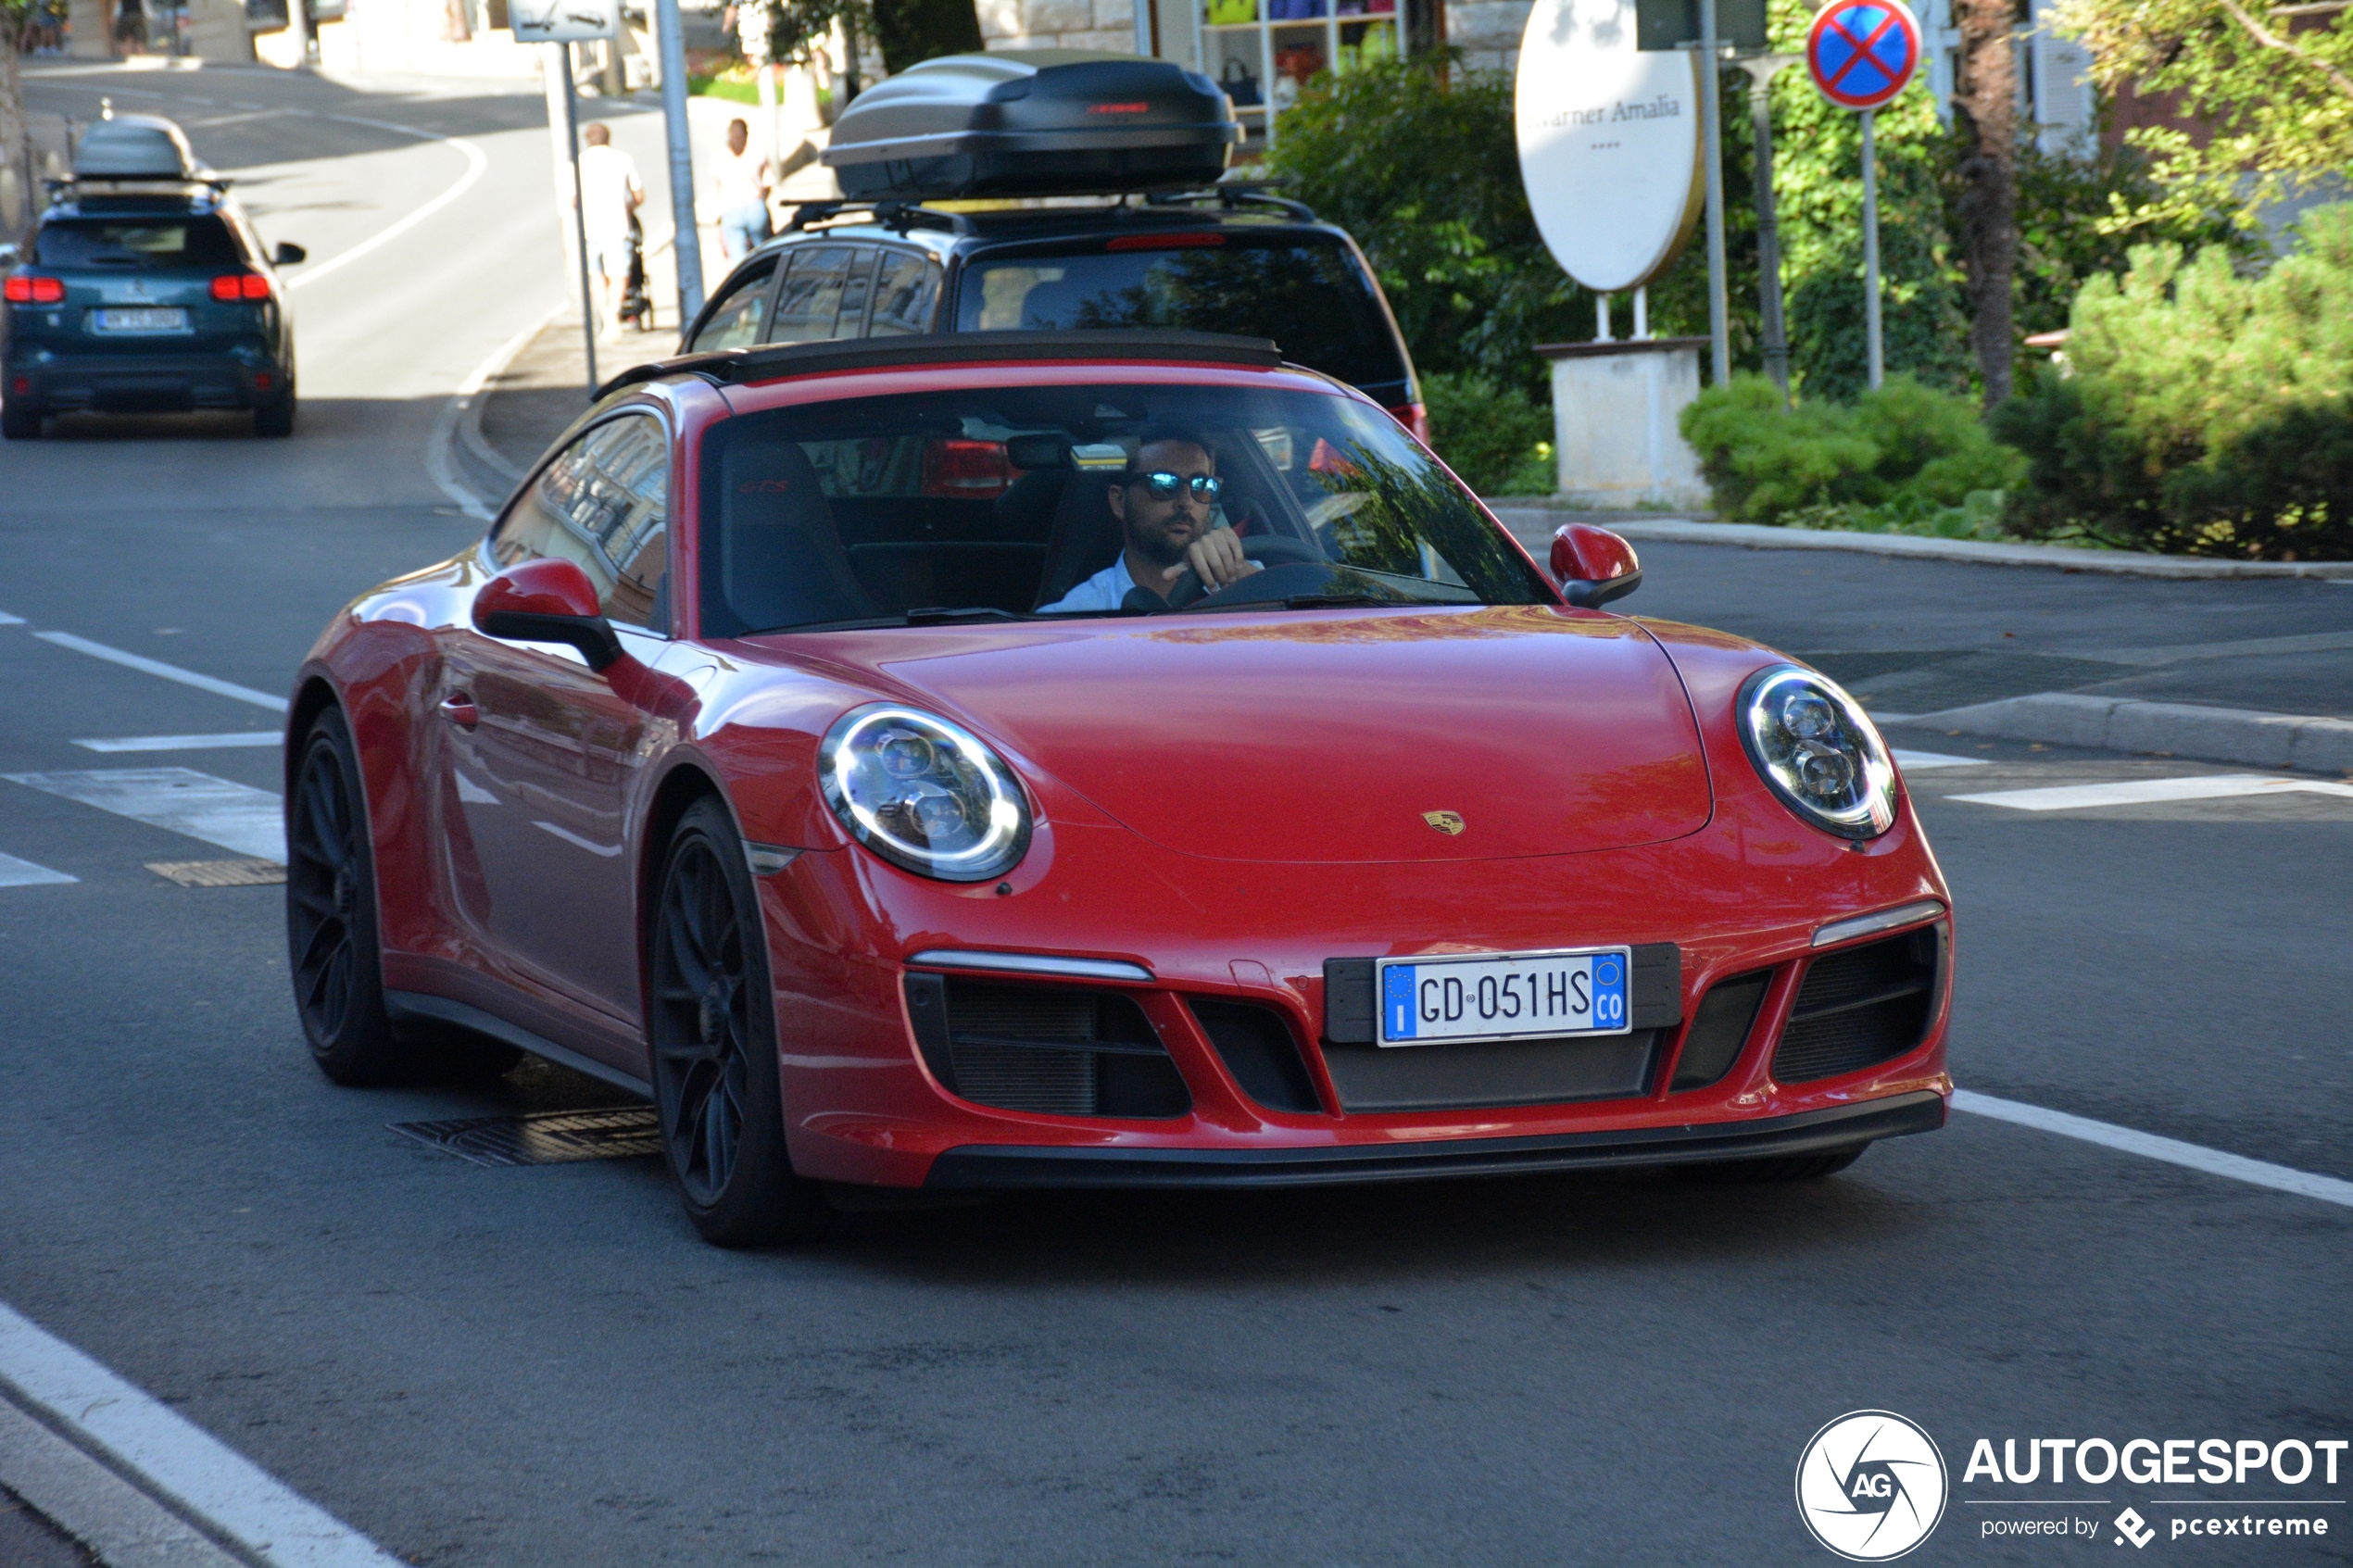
[94,307,187,333]
[1377,947,1631,1047]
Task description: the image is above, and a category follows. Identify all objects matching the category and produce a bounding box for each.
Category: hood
[836,606,1713,864]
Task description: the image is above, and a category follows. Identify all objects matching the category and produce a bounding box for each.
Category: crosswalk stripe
[3,769,284,861]
[1891,748,1989,771]
[1953,1090,2353,1210]
[31,632,289,713]
[0,851,78,888]
[1948,773,2353,812]
[75,732,284,753]
[0,610,25,626]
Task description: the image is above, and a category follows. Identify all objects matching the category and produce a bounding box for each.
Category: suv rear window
[951,233,1408,394]
[35,216,243,270]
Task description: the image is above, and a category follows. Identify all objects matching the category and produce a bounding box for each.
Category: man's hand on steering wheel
[1158,526,1260,596]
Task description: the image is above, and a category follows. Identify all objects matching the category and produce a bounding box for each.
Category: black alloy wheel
[1,404,41,440]
[648,797,829,1246]
[286,708,400,1083]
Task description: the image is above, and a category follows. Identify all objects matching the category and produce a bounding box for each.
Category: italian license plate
[1378,947,1631,1047]
[93,307,187,333]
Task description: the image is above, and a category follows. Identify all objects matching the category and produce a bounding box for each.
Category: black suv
[675,193,1427,439]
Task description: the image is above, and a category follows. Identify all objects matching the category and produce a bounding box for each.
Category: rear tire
[254,395,296,438]
[286,708,402,1084]
[648,798,832,1247]
[2,404,42,440]
[1680,1146,1869,1184]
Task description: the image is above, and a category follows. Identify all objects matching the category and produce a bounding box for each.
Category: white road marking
[1948,772,2353,811]
[31,631,288,712]
[284,119,489,295]
[0,1396,244,1568]
[0,609,25,625]
[532,819,623,856]
[0,1299,406,1568]
[1891,748,1989,771]
[1953,1089,2353,1210]
[4,769,284,860]
[0,851,77,887]
[75,732,283,753]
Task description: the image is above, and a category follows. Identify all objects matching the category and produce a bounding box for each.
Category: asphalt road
[2,66,2348,1568]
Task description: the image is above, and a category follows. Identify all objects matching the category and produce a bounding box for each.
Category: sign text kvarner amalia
[1516,0,1705,295]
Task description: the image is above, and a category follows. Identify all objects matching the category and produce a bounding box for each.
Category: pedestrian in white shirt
[711,119,774,261]
[573,122,644,342]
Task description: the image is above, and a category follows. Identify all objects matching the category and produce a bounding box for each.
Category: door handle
[439,693,480,730]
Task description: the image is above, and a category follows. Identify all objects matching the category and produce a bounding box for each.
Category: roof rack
[1143,183,1318,223]
[593,329,1286,401]
[783,199,975,237]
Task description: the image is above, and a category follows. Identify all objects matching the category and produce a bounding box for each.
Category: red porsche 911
[286,331,1951,1245]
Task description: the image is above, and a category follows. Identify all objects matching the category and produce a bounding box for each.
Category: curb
[1483,508,2353,582]
[1892,694,2353,775]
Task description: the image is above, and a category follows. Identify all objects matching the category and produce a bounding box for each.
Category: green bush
[1680,373,2021,524]
[1422,371,1554,495]
[1996,203,2353,559]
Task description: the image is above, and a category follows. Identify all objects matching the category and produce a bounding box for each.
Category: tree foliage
[2051,0,2353,207]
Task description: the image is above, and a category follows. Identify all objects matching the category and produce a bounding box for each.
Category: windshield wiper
[902,606,1028,625]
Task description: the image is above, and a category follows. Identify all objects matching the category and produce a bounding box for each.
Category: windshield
[697,382,1550,637]
[950,236,1410,395]
[35,216,242,270]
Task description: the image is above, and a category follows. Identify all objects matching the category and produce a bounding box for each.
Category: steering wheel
[1161,535,1330,608]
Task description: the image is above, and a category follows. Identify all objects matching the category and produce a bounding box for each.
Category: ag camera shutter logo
[1796,1411,1949,1561]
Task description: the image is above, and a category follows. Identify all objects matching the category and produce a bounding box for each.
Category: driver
[1039,430,1259,612]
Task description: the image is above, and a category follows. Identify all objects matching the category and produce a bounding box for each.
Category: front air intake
[1188,998,1322,1114]
[904,973,1190,1118]
[1770,926,1944,1085]
[1670,969,1772,1091]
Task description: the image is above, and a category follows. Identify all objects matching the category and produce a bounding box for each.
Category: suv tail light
[6,276,66,305]
[211,273,271,302]
[1387,401,1429,445]
[920,437,1013,497]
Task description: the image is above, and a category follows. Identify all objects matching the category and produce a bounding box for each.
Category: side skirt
[385,989,654,1099]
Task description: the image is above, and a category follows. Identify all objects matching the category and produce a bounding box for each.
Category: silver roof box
[73,116,200,182]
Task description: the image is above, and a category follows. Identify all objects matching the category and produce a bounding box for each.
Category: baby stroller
[618,213,653,332]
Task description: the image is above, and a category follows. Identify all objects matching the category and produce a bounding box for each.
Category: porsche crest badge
[1421,810,1466,835]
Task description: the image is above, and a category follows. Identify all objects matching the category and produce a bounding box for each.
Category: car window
[952,234,1409,391]
[770,245,852,343]
[869,249,940,336]
[697,382,1546,636]
[35,216,244,269]
[830,245,878,340]
[491,412,671,632]
[689,257,777,353]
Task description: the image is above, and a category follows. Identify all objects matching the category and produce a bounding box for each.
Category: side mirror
[273,242,307,266]
[474,558,624,671]
[0,244,19,269]
[1551,523,1642,609]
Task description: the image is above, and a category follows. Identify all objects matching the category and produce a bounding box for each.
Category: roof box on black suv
[72,115,201,182]
[823,50,1241,201]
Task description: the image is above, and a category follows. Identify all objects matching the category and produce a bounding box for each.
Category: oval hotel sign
[1515,0,1705,294]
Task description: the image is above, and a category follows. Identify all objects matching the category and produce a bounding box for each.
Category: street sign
[1635,0,1767,53]
[510,0,619,43]
[1516,0,1706,295]
[1804,0,1920,112]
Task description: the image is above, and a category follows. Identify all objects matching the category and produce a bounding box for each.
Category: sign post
[1696,0,1729,389]
[514,0,623,398]
[1804,0,1921,391]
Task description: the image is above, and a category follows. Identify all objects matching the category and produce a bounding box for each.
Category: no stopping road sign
[1806,0,1922,111]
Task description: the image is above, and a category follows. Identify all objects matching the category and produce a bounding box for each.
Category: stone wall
[975,0,1139,55]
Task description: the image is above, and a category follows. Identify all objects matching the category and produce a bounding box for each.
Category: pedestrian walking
[573,121,645,342]
[711,119,774,262]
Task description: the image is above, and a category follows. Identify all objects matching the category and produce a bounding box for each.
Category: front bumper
[925,1090,1947,1189]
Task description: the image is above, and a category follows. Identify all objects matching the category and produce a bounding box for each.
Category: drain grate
[390,1107,662,1167]
[147,859,285,887]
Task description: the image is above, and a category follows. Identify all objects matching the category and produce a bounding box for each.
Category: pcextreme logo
[1796,1410,1951,1561]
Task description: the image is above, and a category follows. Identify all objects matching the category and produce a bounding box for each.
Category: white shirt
[577,144,642,240]
[1039,555,1147,614]
[711,146,771,211]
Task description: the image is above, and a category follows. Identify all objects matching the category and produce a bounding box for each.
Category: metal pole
[653,0,705,322]
[1595,293,1612,343]
[1861,107,1882,389]
[1696,0,1730,388]
[559,44,601,397]
[1739,55,1794,406]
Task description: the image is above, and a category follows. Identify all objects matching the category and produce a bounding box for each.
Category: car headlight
[818,704,1032,881]
[1736,666,1899,840]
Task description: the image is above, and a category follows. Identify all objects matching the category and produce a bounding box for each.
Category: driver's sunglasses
[1129,470,1223,503]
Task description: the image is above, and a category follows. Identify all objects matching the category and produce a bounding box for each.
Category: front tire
[1,404,42,440]
[286,708,400,1083]
[648,797,830,1247]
